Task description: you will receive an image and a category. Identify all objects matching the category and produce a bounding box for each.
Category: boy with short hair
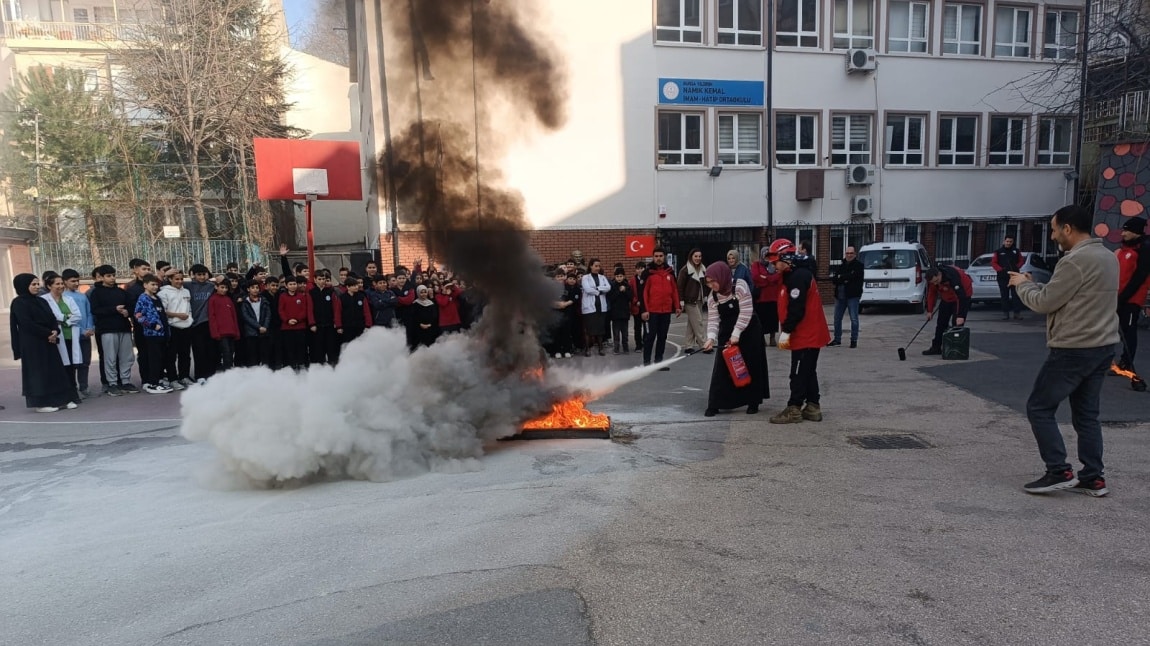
[62,269,95,398]
[278,275,310,370]
[239,280,272,367]
[88,265,138,395]
[133,274,173,394]
[186,263,217,383]
[159,270,193,389]
[308,269,343,365]
[263,275,283,369]
[208,279,240,372]
[339,277,373,344]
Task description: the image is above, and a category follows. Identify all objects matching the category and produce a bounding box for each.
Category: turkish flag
[625,235,656,257]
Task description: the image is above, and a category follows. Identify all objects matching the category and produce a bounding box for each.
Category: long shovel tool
[898,317,932,361]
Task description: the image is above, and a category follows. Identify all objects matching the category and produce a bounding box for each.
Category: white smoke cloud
[179,325,667,488]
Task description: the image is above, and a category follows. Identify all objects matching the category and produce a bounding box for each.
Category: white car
[858,242,931,313]
[965,252,1053,302]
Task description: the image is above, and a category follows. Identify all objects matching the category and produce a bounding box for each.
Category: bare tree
[295,0,349,67]
[114,0,295,266]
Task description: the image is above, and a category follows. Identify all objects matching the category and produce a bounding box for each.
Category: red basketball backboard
[253,138,363,201]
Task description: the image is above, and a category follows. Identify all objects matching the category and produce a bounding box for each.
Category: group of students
[7,253,480,412]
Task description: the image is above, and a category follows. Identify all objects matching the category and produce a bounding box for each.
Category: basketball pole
[305,193,317,278]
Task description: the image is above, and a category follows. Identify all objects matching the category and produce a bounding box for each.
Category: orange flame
[522,398,610,430]
[1111,363,1141,380]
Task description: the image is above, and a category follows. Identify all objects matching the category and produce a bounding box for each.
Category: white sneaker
[36,406,59,413]
[563,353,572,358]
[196,378,207,386]
[169,381,186,391]
[65,401,79,410]
[554,353,562,359]
[180,378,196,387]
[143,384,173,395]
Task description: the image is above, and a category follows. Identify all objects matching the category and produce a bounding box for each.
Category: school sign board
[658,78,765,107]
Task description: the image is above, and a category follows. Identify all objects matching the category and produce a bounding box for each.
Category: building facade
[349,0,1083,276]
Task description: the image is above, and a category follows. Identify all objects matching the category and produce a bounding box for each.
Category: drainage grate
[848,434,932,450]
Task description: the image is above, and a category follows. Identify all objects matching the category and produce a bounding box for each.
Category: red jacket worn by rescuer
[777,263,831,350]
[642,264,681,314]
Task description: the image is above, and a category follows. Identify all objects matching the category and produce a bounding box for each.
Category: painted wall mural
[1094,142,1150,248]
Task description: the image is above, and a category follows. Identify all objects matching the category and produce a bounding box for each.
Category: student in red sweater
[207,280,240,372]
[278,275,311,371]
[435,281,463,334]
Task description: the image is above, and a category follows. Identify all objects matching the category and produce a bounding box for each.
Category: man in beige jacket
[1010,205,1120,497]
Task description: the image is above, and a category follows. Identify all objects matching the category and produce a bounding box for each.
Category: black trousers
[310,326,341,365]
[997,276,1022,315]
[931,300,958,348]
[95,332,108,387]
[281,329,308,369]
[217,337,236,372]
[632,314,646,349]
[191,324,218,380]
[243,335,271,367]
[611,318,630,350]
[133,326,147,383]
[165,326,192,382]
[140,336,167,385]
[788,347,821,407]
[1118,302,1141,370]
[642,313,672,364]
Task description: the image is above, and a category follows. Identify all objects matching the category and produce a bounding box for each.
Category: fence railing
[0,20,142,42]
[1084,90,1150,135]
[33,240,265,276]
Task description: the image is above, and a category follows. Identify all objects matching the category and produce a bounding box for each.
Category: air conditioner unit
[846,164,876,186]
[847,48,877,73]
[852,195,874,216]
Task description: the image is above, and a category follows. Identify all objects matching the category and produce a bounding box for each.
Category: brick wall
[9,242,32,274]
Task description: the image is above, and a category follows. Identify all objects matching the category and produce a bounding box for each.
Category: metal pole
[1073,2,1091,205]
[33,110,42,244]
[306,198,316,277]
[765,0,774,230]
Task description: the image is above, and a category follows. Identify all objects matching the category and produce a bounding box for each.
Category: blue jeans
[833,297,859,343]
[1026,346,1114,480]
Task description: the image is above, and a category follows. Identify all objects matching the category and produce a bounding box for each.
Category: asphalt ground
[2,307,1149,645]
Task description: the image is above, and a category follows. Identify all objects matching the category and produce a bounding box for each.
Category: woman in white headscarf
[410,284,440,349]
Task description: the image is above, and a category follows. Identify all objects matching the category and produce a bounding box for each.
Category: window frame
[656,0,705,44]
[993,4,1033,58]
[657,110,707,167]
[1037,116,1074,166]
[988,114,1028,166]
[776,0,821,48]
[831,113,874,166]
[884,113,927,167]
[883,222,921,243]
[937,114,980,167]
[833,0,876,50]
[717,112,765,166]
[1042,8,1079,60]
[774,112,820,167]
[934,222,972,267]
[887,0,931,54]
[717,0,765,46]
[942,2,984,56]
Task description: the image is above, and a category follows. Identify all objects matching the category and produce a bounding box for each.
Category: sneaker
[633,347,643,354]
[144,384,173,395]
[769,405,804,424]
[36,406,59,413]
[119,383,140,394]
[1071,477,1109,497]
[554,353,562,359]
[196,378,207,386]
[922,346,942,356]
[827,340,841,347]
[180,378,196,387]
[746,405,758,415]
[65,401,79,409]
[849,341,857,349]
[159,379,171,389]
[169,381,186,391]
[105,386,123,397]
[1023,469,1078,494]
[801,403,823,421]
[78,389,91,400]
[563,353,572,359]
[704,408,718,417]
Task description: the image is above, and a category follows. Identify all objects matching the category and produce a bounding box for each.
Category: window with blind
[1043,10,1078,60]
[989,116,1026,165]
[656,0,704,43]
[833,0,875,49]
[1037,117,1073,166]
[831,114,872,165]
[718,113,763,165]
[658,112,705,166]
[888,1,929,52]
[885,115,925,166]
[994,6,1031,57]
[938,116,977,166]
[777,0,820,47]
[719,0,764,45]
[775,113,818,165]
[774,227,816,251]
[943,3,982,55]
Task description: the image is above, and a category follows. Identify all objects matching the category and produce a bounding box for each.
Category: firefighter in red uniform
[922,264,973,356]
[1116,216,1150,375]
[767,239,831,424]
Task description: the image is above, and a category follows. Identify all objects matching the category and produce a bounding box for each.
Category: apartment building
[351,0,1083,274]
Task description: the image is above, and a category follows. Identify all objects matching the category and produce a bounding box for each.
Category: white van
[858,242,931,312]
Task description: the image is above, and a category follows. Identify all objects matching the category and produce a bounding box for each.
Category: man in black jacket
[992,235,1024,320]
[829,246,864,348]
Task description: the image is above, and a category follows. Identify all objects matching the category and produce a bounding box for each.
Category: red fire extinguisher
[723,345,752,388]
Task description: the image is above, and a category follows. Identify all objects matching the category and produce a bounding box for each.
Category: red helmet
[766,238,795,260]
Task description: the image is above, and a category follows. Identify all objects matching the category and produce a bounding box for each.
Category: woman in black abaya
[701,261,769,417]
[10,273,79,412]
